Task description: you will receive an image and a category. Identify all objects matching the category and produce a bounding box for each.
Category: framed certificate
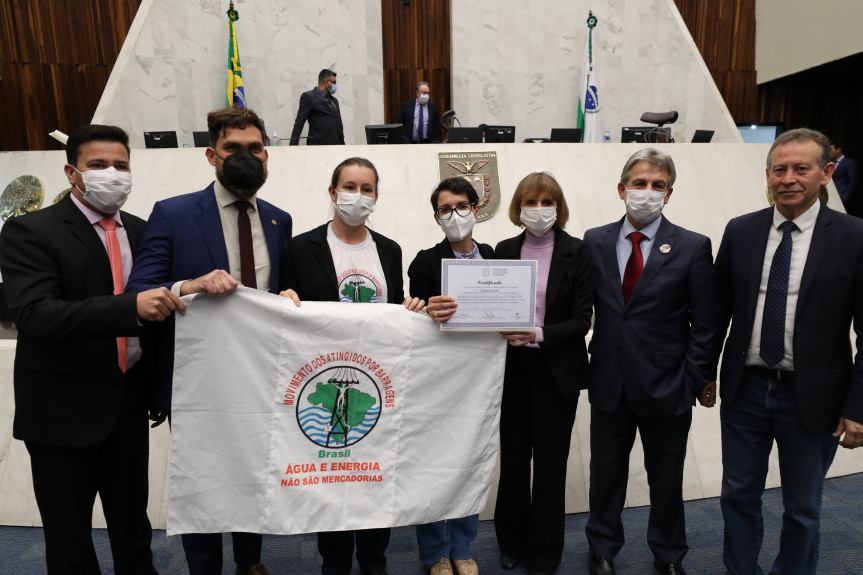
[440,259,537,331]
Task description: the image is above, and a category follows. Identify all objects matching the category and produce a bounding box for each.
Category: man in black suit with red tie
[289,68,345,145]
[397,81,441,143]
[715,128,863,575]
[0,125,182,574]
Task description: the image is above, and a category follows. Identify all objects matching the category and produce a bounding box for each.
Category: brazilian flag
[226,4,246,107]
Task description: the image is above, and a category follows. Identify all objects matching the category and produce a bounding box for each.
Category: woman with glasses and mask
[280,157,424,575]
[406,176,492,575]
[493,172,595,575]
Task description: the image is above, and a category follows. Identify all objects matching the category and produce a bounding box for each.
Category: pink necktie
[98,218,127,373]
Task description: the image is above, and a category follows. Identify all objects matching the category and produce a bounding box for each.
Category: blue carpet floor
[2,473,862,574]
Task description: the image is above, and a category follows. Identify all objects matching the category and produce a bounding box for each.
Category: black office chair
[441,110,460,132]
[639,111,678,143]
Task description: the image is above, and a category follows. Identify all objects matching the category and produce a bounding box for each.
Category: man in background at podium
[289,68,345,145]
[0,125,182,573]
[398,81,440,144]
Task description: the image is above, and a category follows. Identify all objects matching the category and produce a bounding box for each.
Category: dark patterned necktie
[418,104,425,142]
[234,201,257,289]
[760,220,796,366]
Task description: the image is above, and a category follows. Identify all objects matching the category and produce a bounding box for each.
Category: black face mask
[218,148,265,198]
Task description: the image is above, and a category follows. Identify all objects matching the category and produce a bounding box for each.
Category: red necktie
[98,218,127,373]
[621,231,646,305]
[234,201,257,289]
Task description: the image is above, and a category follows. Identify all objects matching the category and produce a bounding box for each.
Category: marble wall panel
[94,0,385,149]
[451,0,740,144]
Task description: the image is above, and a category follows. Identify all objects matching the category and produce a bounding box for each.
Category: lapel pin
[271,219,277,225]
[660,243,671,253]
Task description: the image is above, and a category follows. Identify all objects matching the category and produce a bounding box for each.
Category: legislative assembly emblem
[437,151,501,222]
[295,365,382,449]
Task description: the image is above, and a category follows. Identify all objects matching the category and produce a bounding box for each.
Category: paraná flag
[577,12,600,142]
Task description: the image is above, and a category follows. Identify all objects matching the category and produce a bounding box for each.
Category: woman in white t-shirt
[281,157,423,575]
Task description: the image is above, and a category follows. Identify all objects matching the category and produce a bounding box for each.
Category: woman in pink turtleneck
[492,172,596,575]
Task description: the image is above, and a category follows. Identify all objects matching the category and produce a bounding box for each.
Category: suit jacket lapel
[546,229,573,311]
[746,209,774,325]
[599,219,626,309]
[193,188,229,272]
[628,217,676,306]
[797,205,832,314]
[257,201,281,293]
[120,212,142,253]
[312,224,339,294]
[60,196,113,288]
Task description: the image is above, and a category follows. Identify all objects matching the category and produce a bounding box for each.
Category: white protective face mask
[520,206,557,237]
[419,93,430,104]
[334,191,375,226]
[73,166,132,213]
[439,211,476,242]
[624,188,667,224]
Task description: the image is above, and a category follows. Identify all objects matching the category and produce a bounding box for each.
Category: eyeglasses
[435,202,476,220]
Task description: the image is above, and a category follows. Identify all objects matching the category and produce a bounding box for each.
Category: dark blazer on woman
[407,238,494,301]
[281,222,404,304]
[494,229,595,400]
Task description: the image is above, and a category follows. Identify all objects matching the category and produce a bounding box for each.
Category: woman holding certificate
[407,177,493,575]
[280,157,423,575]
[493,172,595,575]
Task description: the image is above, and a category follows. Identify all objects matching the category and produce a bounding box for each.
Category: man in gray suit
[583,149,720,575]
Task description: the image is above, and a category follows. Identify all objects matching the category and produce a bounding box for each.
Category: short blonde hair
[508,172,569,229]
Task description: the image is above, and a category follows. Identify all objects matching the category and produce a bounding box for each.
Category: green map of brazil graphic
[341,283,376,303]
[308,382,377,443]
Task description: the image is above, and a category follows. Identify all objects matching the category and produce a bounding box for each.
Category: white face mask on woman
[520,206,557,236]
[624,188,667,224]
[334,191,376,227]
[439,211,476,242]
[73,166,132,213]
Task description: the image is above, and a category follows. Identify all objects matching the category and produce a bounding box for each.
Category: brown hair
[330,157,380,191]
[207,107,268,147]
[508,172,569,229]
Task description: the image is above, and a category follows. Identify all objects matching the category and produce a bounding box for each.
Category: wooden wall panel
[381,0,451,142]
[0,0,141,152]
[673,0,757,124]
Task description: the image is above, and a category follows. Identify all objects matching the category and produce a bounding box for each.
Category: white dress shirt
[745,201,820,370]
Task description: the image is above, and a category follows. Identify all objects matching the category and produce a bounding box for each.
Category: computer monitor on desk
[193,131,210,147]
[446,127,484,143]
[549,128,583,143]
[483,125,516,143]
[620,127,652,144]
[365,124,405,144]
[143,131,178,148]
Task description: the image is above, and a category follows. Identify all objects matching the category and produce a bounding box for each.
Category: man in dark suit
[126,107,295,575]
[0,125,182,574]
[289,68,345,145]
[583,149,719,575]
[830,142,857,209]
[715,128,863,575]
[397,81,441,143]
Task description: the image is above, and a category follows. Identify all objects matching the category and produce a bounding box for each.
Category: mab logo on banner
[283,352,396,449]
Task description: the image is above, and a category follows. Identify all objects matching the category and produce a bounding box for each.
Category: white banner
[168,288,507,536]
